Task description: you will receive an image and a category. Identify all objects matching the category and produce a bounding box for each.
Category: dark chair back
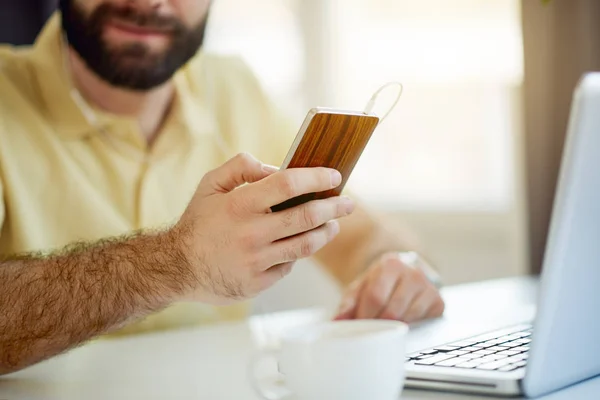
[0,0,57,45]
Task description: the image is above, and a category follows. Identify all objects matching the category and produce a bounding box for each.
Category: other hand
[335,252,444,323]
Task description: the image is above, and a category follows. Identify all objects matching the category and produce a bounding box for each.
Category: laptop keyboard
[406,325,532,372]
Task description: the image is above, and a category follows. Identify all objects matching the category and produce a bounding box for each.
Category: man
[0,0,444,374]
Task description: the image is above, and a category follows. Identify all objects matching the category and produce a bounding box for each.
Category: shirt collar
[29,13,217,143]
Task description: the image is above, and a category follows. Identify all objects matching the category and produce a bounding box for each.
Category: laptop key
[475,342,497,349]
[420,349,440,355]
[498,365,519,372]
[508,354,527,361]
[448,350,469,356]
[504,341,523,349]
[435,357,472,367]
[513,346,530,352]
[477,358,514,370]
[513,361,527,368]
[487,346,510,352]
[515,338,531,344]
[497,335,515,342]
[505,334,524,341]
[434,346,460,352]
[416,354,435,360]
[415,354,456,366]
[497,350,520,356]
[456,359,486,368]
[462,346,483,351]
[460,353,483,360]
[448,341,477,348]
[486,338,511,345]
[479,354,508,362]
[472,350,495,356]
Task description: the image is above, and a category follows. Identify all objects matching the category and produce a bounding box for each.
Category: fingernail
[330,170,342,187]
[262,164,279,174]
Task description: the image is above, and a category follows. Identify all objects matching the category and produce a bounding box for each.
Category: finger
[334,279,365,320]
[355,265,402,319]
[259,262,296,291]
[263,220,341,269]
[266,196,355,241]
[423,291,446,320]
[402,287,439,324]
[200,153,275,196]
[378,270,423,321]
[242,167,342,212]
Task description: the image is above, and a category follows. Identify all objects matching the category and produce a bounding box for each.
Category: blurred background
[2,0,600,312]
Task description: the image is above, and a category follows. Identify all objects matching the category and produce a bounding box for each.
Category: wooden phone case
[271,109,380,212]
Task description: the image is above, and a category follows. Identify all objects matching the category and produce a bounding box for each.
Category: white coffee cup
[248,319,409,400]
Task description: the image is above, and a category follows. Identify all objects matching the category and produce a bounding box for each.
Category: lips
[107,19,173,37]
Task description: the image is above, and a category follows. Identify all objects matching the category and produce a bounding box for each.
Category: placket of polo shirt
[101,118,156,230]
[133,122,186,230]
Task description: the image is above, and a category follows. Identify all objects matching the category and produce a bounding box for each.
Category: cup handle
[248,348,292,400]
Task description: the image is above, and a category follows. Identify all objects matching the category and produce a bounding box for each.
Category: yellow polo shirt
[0,15,293,336]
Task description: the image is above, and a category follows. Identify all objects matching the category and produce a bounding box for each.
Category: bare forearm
[0,228,192,375]
[315,205,417,286]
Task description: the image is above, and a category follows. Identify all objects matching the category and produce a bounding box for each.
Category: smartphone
[271,107,380,212]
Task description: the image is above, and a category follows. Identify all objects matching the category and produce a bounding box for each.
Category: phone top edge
[312,107,379,119]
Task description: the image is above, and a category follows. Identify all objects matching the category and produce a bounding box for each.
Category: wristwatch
[396,251,443,289]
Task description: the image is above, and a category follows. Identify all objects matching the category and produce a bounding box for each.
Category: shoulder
[0,45,43,117]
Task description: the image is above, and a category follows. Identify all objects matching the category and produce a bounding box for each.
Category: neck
[67,48,174,145]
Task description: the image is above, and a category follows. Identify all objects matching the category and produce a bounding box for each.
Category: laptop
[404,73,600,398]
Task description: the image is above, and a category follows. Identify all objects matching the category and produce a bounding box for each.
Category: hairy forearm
[0,228,192,375]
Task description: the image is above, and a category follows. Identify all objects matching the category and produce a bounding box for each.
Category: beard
[59,0,209,91]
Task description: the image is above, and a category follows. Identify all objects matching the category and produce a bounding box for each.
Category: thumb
[334,279,364,320]
[202,153,278,195]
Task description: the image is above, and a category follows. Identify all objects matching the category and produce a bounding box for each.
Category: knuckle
[280,209,294,228]
[278,173,297,199]
[319,168,334,187]
[380,309,399,320]
[235,152,255,166]
[239,229,262,249]
[299,236,316,258]
[409,268,427,285]
[365,289,385,309]
[334,199,348,218]
[225,197,245,219]
[279,263,293,278]
[246,253,265,272]
[200,169,215,185]
[300,203,320,229]
[381,258,403,274]
[431,296,446,316]
[281,245,298,262]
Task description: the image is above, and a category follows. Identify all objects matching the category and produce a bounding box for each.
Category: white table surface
[2,276,599,399]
